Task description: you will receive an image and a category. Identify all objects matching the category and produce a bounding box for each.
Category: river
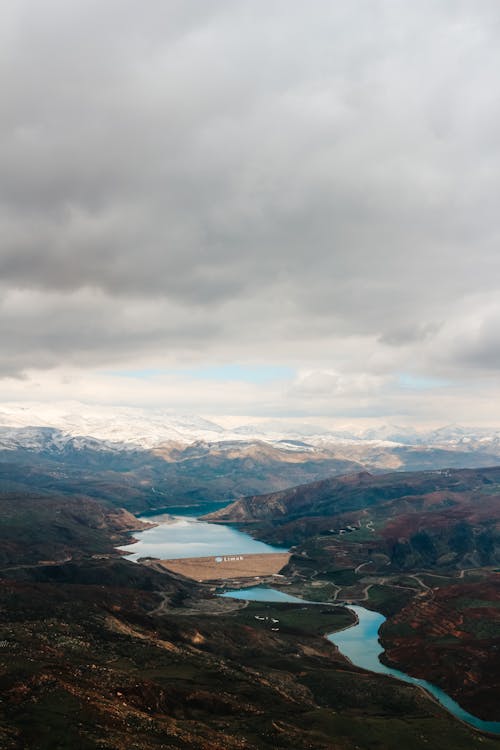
[122,510,500,734]
[223,586,500,735]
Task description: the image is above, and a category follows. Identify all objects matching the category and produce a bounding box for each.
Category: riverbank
[222,587,500,736]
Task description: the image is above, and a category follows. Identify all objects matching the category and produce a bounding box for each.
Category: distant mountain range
[1,402,500,459]
[0,402,225,451]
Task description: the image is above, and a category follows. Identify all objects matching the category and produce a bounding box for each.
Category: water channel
[122,509,500,735]
[223,586,500,735]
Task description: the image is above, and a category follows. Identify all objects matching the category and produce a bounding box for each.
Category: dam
[144,551,291,582]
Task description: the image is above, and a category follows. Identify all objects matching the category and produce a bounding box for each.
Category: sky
[2,0,500,426]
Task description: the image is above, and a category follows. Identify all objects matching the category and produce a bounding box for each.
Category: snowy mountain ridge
[0,401,499,455]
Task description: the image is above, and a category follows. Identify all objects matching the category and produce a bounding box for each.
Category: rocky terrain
[1,446,500,747]
[1,558,497,750]
[380,576,500,720]
[204,467,500,721]
[0,438,360,515]
[206,467,500,569]
[0,493,148,567]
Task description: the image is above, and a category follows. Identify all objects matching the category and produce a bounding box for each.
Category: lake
[118,507,287,562]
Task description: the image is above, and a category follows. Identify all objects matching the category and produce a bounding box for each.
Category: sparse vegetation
[1,460,500,747]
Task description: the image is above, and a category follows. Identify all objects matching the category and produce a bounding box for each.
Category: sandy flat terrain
[155,552,291,581]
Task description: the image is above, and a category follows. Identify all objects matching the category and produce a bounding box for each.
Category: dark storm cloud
[1,0,500,380]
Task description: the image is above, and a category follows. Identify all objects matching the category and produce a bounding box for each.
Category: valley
[1,434,499,749]
[6,2,500,747]
[204,468,500,721]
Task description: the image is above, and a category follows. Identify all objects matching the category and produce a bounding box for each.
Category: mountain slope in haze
[0,437,363,514]
[2,415,500,521]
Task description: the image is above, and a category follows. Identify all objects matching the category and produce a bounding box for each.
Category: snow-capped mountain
[1,402,500,461]
[0,402,227,451]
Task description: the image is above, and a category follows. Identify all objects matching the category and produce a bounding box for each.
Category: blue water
[118,514,287,562]
[221,586,310,604]
[328,605,500,735]
[221,589,500,735]
[122,507,500,736]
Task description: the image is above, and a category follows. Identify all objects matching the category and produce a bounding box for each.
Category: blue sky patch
[398,373,449,390]
[106,365,295,384]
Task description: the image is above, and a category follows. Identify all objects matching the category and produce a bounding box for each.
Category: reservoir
[123,510,500,735]
[119,506,286,561]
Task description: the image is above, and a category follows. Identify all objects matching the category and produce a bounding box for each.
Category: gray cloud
[1,0,500,411]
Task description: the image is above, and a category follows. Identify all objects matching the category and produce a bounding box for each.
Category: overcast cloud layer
[2,1,500,424]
